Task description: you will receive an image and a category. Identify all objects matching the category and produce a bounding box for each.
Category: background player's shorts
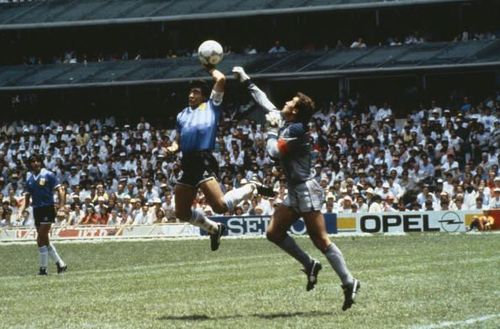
[33,205,56,228]
[179,151,220,187]
[284,179,324,213]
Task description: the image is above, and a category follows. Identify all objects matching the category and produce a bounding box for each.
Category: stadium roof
[0,0,473,30]
[0,40,498,91]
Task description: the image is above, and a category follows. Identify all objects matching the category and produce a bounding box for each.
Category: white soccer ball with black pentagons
[198,40,224,66]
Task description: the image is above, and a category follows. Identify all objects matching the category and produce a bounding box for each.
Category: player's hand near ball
[202,62,216,72]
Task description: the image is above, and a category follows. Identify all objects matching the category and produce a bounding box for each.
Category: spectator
[350,38,367,48]
[268,40,287,53]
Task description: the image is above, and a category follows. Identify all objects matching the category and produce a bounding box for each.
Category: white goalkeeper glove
[232,66,250,83]
[265,110,282,128]
[265,111,282,138]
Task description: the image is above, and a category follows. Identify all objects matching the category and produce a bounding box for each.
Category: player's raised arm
[207,66,225,105]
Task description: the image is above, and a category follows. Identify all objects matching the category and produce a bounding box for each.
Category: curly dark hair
[189,80,210,98]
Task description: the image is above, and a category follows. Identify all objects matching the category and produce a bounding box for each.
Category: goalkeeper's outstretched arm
[232,66,279,113]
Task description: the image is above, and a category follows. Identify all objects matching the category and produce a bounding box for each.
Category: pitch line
[411,314,500,329]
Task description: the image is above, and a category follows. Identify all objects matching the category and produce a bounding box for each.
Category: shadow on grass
[158,310,333,321]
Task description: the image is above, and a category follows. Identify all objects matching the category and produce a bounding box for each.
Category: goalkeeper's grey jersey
[277,122,315,185]
[246,82,314,185]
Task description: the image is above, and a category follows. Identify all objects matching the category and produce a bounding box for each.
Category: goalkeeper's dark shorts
[178,150,219,188]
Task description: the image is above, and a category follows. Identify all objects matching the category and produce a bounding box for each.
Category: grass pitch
[0,234,499,329]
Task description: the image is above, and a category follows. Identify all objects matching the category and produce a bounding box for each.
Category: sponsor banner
[355,211,484,233]
[0,224,200,242]
[489,209,500,230]
[121,224,200,237]
[201,214,337,236]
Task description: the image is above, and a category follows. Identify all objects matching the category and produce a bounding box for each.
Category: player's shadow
[158,310,332,322]
[255,310,333,319]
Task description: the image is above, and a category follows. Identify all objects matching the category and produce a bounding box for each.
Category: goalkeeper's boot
[56,262,67,274]
[342,278,361,311]
[250,176,275,197]
[302,259,322,291]
[210,223,226,251]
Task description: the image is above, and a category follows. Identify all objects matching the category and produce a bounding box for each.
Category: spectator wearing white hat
[367,189,383,213]
[122,194,133,214]
[151,198,166,223]
[488,188,500,209]
[338,196,354,213]
[380,182,392,200]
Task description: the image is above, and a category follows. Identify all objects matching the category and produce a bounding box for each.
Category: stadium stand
[0,40,498,90]
[0,0,473,28]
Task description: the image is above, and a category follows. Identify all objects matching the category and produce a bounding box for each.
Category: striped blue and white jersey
[176,97,222,154]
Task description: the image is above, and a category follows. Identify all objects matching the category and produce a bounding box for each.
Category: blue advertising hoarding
[201,213,337,236]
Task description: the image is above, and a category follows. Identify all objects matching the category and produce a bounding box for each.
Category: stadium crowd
[20,29,498,66]
[0,91,499,228]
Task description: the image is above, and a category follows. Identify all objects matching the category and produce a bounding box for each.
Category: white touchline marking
[411,314,500,329]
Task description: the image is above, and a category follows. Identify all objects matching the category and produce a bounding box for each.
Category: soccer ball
[198,40,224,66]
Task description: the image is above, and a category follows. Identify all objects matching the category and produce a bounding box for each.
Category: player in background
[165,65,274,251]
[19,154,67,276]
[232,66,360,311]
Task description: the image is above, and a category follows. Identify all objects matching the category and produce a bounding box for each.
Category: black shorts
[33,205,56,228]
[179,151,219,187]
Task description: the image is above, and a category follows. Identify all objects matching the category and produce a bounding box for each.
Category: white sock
[223,184,254,211]
[39,246,48,269]
[189,208,218,234]
[48,243,65,266]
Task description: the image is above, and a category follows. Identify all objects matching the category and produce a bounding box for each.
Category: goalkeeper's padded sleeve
[247,83,278,113]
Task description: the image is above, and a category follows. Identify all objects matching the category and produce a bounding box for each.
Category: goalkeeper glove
[232,66,250,83]
[265,110,282,128]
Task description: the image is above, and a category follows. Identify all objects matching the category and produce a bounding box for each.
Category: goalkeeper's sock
[323,243,353,286]
[275,235,313,268]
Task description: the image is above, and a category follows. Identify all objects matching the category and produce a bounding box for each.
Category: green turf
[0,234,499,329]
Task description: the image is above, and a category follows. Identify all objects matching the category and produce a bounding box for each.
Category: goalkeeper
[232,66,360,311]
